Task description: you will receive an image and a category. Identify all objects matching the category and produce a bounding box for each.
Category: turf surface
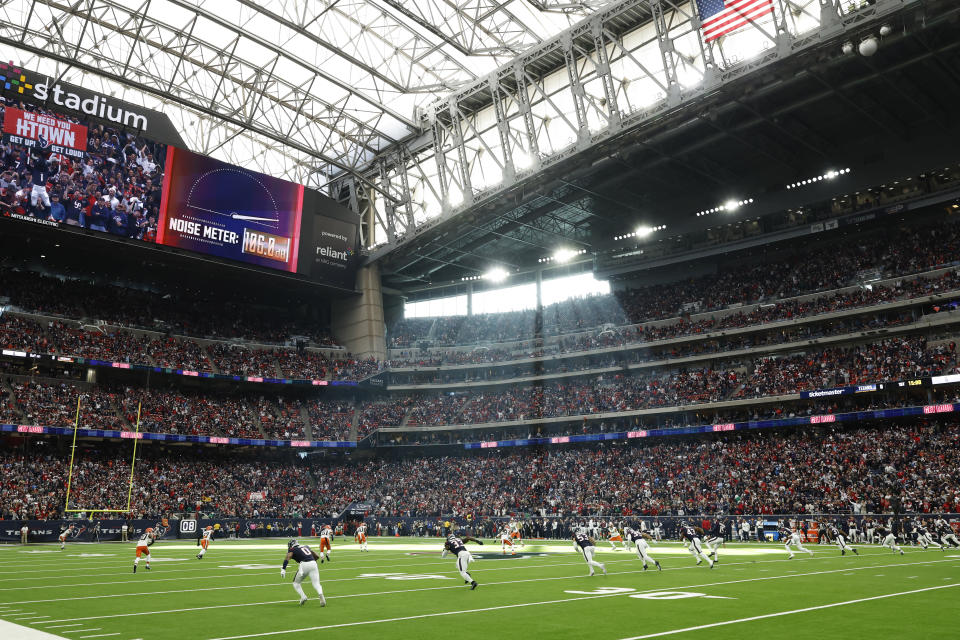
[0,537,957,639]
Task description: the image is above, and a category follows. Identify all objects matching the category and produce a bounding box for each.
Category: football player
[935,518,960,548]
[355,523,368,552]
[680,521,714,568]
[624,526,661,571]
[572,530,607,577]
[779,524,814,559]
[606,522,626,551]
[499,525,516,555]
[442,533,483,589]
[913,520,942,550]
[58,524,74,551]
[281,539,326,606]
[133,527,155,573]
[876,524,904,555]
[318,524,333,563]
[823,521,858,556]
[699,526,724,564]
[197,526,214,559]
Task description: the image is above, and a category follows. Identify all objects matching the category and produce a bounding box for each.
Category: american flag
[695,0,775,42]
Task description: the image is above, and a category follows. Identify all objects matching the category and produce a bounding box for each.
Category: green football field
[0,537,957,639]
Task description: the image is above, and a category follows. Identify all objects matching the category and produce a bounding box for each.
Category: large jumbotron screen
[156,146,304,273]
[0,96,359,284]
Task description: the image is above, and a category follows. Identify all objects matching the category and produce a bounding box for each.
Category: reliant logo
[317,246,351,261]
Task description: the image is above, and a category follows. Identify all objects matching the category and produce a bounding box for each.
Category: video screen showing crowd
[0,97,166,240]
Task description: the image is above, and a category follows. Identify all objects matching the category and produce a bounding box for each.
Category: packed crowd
[0,447,322,520]
[0,312,380,381]
[0,378,357,441]
[389,217,960,349]
[3,419,958,519]
[389,269,957,370]
[4,332,957,439]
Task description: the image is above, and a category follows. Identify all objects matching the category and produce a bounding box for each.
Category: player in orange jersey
[133,527,155,573]
[318,524,333,563]
[355,523,369,552]
[196,526,213,559]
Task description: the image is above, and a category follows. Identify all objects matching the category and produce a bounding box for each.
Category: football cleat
[145,565,150,570]
[601,563,607,575]
[643,564,648,571]
[299,597,308,606]
[133,565,137,573]
[470,581,478,590]
[319,594,326,607]
[655,561,662,571]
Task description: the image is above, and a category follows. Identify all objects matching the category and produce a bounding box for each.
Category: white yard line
[36,557,955,625]
[206,592,634,639]
[42,624,86,629]
[0,545,855,588]
[11,551,887,606]
[616,583,960,639]
[8,558,629,604]
[0,618,67,639]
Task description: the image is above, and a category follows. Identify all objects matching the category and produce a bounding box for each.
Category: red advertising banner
[2,106,88,159]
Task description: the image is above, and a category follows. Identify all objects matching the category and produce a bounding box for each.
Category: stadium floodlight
[723,200,739,211]
[634,226,654,238]
[552,248,579,263]
[483,267,509,283]
[514,150,534,170]
[859,36,878,57]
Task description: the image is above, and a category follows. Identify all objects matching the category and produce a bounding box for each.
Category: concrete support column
[331,263,387,360]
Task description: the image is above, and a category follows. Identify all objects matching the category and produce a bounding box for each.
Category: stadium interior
[1,1,960,638]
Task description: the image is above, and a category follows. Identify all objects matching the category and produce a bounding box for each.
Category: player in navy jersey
[876,525,904,555]
[823,522,858,556]
[442,533,483,589]
[680,522,714,568]
[912,520,942,550]
[27,153,57,212]
[624,527,661,571]
[572,530,607,576]
[281,539,326,606]
[779,525,814,559]
[934,518,960,548]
